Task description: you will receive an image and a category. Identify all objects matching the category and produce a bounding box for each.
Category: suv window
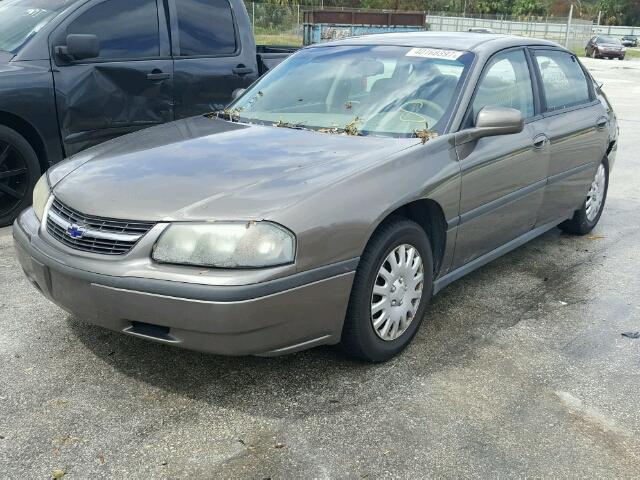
[471,49,535,122]
[67,0,159,60]
[535,51,590,111]
[175,0,236,56]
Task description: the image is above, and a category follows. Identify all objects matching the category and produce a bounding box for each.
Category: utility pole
[596,10,602,26]
[564,3,573,49]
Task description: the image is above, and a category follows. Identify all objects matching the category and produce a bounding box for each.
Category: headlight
[32,174,51,221]
[152,222,295,268]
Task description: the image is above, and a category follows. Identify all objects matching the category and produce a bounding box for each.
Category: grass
[625,49,640,60]
[255,33,302,46]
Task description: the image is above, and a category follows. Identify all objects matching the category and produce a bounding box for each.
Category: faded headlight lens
[32,174,50,221]
[152,222,295,268]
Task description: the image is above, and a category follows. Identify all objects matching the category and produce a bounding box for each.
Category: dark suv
[0,0,294,226]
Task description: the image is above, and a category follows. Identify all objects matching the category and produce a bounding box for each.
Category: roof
[307,32,563,53]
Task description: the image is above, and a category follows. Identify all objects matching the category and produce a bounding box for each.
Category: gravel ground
[1,57,639,479]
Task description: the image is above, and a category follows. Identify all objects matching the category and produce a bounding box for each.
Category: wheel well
[0,111,48,174]
[376,199,447,276]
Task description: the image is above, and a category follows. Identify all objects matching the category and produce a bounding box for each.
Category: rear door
[530,48,609,226]
[169,0,258,118]
[452,48,550,269]
[51,0,173,156]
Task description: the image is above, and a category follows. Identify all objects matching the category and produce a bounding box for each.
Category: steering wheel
[398,99,446,123]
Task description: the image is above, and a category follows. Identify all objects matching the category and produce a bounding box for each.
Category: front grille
[46,198,155,255]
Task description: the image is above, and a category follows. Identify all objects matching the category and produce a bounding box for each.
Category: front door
[169,0,258,118]
[530,49,610,225]
[50,0,173,156]
[452,48,550,269]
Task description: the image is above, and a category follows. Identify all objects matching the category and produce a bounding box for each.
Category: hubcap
[0,141,29,218]
[585,164,606,222]
[370,244,424,341]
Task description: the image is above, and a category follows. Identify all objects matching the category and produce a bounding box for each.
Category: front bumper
[13,209,356,356]
[598,50,625,58]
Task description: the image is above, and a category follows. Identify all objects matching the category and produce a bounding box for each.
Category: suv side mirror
[456,106,524,145]
[56,34,100,61]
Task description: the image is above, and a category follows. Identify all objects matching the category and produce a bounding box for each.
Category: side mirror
[55,34,100,61]
[456,106,524,145]
[231,88,246,100]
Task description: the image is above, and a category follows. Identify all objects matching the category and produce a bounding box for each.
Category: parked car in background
[15,33,618,362]
[621,35,638,47]
[586,35,626,59]
[468,27,495,34]
[0,0,296,227]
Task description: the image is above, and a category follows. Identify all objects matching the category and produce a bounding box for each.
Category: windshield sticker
[405,48,463,60]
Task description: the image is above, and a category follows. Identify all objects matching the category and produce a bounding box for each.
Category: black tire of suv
[559,159,609,235]
[341,217,434,362]
[0,125,40,227]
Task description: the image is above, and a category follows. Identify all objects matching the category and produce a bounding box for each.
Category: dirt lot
[1,57,639,479]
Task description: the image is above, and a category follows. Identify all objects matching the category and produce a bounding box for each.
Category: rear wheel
[559,160,608,235]
[0,126,40,227]
[341,218,433,362]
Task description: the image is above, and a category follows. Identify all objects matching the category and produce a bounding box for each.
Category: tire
[0,125,40,227]
[341,217,434,362]
[559,159,609,235]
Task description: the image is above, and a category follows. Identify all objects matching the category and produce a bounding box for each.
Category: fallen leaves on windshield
[344,117,360,136]
[208,107,244,122]
[413,129,438,144]
[317,117,362,136]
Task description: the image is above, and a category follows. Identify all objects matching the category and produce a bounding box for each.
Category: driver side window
[471,49,535,123]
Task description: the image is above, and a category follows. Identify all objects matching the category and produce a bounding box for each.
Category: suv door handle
[595,117,609,129]
[532,134,550,149]
[233,66,254,75]
[147,71,170,81]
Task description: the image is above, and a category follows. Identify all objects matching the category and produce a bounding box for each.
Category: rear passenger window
[67,0,160,60]
[472,49,535,122]
[535,51,590,111]
[175,0,236,56]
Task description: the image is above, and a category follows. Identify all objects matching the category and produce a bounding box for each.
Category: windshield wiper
[272,120,312,131]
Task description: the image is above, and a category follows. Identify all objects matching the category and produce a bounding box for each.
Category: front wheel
[341,218,433,362]
[559,160,609,235]
[0,125,40,227]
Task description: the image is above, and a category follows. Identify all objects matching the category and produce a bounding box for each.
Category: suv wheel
[0,126,40,227]
[559,160,608,235]
[341,218,433,362]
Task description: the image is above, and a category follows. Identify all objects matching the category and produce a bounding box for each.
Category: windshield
[597,36,622,45]
[229,45,474,138]
[0,0,75,54]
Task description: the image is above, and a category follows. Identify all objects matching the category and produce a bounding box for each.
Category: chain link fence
[245,2,598,53]
[244,2,304,46]
[424,13,594,52]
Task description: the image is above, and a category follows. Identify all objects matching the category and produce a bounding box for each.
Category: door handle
[595,117,608,129]
[532,134,549,149]
[232,66,254,75]
[147,71,170,81]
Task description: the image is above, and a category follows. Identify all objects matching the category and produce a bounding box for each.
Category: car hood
[51,116,418,221]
